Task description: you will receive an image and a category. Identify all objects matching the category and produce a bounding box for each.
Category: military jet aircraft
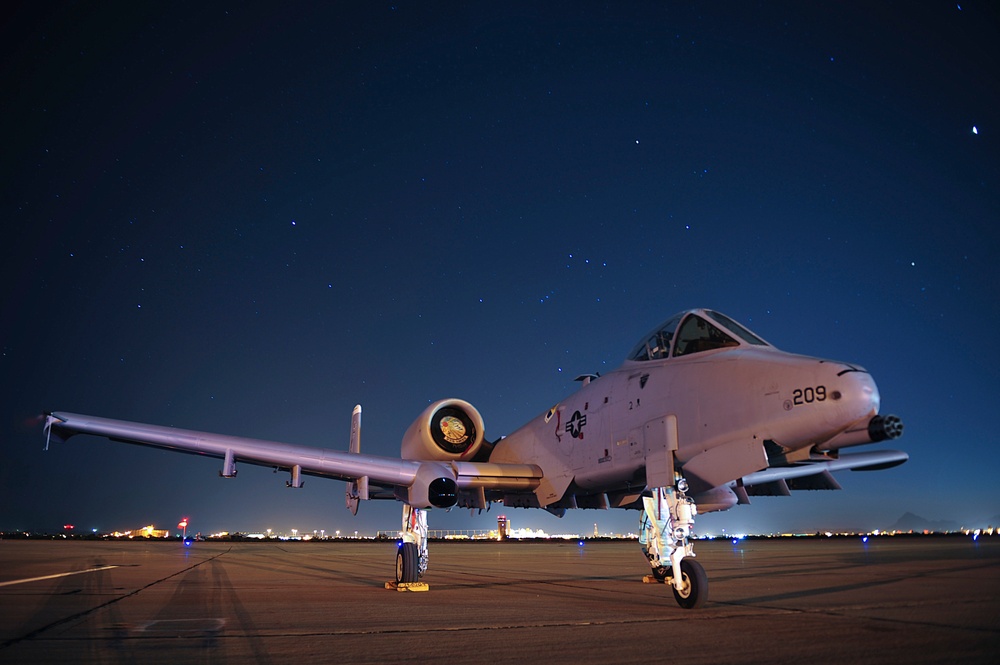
[44,308,906,609]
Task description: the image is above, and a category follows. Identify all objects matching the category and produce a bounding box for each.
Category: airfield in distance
[2,537,997,664]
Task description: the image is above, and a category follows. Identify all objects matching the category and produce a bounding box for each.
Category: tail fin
[345,405,369,515]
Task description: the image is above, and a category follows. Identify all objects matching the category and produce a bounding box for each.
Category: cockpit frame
[626,309,771,363]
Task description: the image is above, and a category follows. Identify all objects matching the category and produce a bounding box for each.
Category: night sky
[3,2,998,538]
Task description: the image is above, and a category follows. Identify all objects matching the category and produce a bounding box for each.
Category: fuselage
[489,309,883,510]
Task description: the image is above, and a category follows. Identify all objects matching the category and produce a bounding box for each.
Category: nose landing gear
[639,479,708,609]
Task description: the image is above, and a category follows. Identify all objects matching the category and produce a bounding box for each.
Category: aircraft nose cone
[842,370,880,417]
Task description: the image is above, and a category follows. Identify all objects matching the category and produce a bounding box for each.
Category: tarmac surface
[1,536,998,664]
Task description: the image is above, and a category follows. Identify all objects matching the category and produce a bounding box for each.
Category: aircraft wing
[737,449,909,497]
[43,411,542,509]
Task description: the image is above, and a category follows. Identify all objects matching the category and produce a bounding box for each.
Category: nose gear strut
[639,479,708,609]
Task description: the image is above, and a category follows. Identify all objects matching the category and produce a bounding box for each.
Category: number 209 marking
[792,386,827,405]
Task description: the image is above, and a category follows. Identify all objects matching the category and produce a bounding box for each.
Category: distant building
[497,515,510,541]
[110,525,170,538]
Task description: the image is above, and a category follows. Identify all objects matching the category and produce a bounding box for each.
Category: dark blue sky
[3,2,998,537]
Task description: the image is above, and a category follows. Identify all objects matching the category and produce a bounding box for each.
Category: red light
[63,524,74,530]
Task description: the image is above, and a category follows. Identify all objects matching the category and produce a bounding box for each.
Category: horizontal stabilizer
[744,471,842,495]
[745,480,791,497]
[739,449,908,490]
[787,469,842,491]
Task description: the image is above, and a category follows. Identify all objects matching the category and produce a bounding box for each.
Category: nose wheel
[670,558,707,609]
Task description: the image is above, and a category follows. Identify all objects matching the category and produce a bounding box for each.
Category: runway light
[862,536,868,543]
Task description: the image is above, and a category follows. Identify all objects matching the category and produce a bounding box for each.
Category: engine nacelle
[400,398,486,462]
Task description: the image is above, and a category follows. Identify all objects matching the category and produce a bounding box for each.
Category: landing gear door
[682,439,768,495]
[644,415,678,488]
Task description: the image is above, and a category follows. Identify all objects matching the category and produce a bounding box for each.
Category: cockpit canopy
[627,309,770,362]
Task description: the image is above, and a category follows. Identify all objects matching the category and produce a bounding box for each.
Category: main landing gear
[639,479,708,609]
[395,504,428,585]
[389,484,708,606]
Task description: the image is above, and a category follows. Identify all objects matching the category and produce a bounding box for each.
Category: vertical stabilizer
[346,404,369,514]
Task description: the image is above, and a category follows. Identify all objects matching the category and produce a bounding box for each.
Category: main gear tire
[396,542,419,583]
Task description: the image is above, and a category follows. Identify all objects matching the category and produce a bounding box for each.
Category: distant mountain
[888,512,961,533]
[966,514,1000,530]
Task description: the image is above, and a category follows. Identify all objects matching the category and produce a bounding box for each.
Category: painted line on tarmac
[1,548,231,650]
[0,565,119,588]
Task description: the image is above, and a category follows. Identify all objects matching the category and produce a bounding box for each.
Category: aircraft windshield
[627,310,767,362]
[627,313,682,361]
[673,314,739,357]
[706,310,769,346]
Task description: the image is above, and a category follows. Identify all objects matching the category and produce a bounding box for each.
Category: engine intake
[401,399,486,461]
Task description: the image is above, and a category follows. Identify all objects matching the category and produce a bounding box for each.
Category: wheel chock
[385,581,429,592]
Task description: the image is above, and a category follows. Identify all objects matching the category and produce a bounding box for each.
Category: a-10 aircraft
[44,309,906,609]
